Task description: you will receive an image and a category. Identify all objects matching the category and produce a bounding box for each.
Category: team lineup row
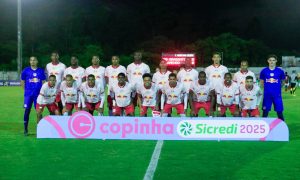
[21,51,285,135]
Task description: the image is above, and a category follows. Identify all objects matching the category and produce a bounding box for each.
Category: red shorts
[85,101,101,112]
[140,106,155,116]
[113,104,134,116]
[65,103,79,111]
[242,108,260,117]
[107,95,113,110]
[220,104,236,115]
[36,103,58,113]
[55,92,61,103]
[163,103,185,114]
[193,101,211,115]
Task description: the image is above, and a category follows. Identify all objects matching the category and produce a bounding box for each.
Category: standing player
[284,72,290,92]
[137,73,160,116]
[177,58,198,93]
[215,73,240,117]
[63,56,85,86]
[127,51,150,109]
[260,54,285,121]
[36,75,60,123]
[21,56,46,136]
[80,74,105,116]
[110,73,135,116]
[239,76,262,117]
[85,55,106,88]
[60,74,80,116]
[205,52,228,112]
[290,70,298,96]
[161,73,188,117]
[45,51,66,114]
[189,71,215,117]
[105,56,126,116]
[152,59,171,90]
[233,60,256,87]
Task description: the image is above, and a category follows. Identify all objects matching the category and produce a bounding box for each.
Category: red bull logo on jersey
[133,71,142,76]
[66,93,76,97]
[50,72,59,75]
[266,78,278,83]
[168,94,178,99]
[212,74,221,78]
[116,94,128,99]
[197,92,208,96]
[144,95,153,100]
[183,78,193,82]
[243,97,254,101]
[222,93,233,98]
[158,81,166,85]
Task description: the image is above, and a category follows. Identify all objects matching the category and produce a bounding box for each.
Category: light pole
[17,0,22,79]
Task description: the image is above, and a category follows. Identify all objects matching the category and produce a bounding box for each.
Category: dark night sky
[1,0,300,52]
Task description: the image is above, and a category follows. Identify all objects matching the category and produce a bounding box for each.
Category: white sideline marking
[143,140,164,180]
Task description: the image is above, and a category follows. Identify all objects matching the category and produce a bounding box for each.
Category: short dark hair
[118,72,126,78]
[65,74,73,79]
[142,73,152,80]
[169,73,177,79]
[198,71,206,77]
[246,75,253,80]
[267,54,278,61]
[49,75,56,79]
[212,51,222,57]
[87,74,95,79]
[224,72,232,78]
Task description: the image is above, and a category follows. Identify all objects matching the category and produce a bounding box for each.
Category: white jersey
[80,82,104,104]
[239,85,262,110]
[46,62,66,85]
[177,68,198,91]
[152,70,171,90]
[162,83,187,105]
[110,82,135,107]
[85,66,106,87]
[63,66,85,86]
[60,81,80,105]
[205,64,228,89]
[105,65,126,87]
[136,83,159,107]
[127,62,150,87]
[215,82,239,106]
[233,70,256,86]
[37,82,59,105]
[190,81,214,102]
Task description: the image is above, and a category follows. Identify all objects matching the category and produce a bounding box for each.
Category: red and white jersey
[177,68,198,90]
[110,82,135,107]
[85,66,106,87]
[136,83,159,107]
[105,65,126,87]
[162,83,187,105]
[190,81,214,102]
[127,62,150,87]
[152,70,171,90]
[60,81,80,104]
[46,62,66,85]
[205,64,228,89]
[239,84,262,110]
[63,66,85,86]
[215,82,239,106]
[37,82,59,105]
[80,82,104,103]
[233,70,256,87]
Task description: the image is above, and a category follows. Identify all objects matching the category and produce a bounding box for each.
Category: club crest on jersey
[270,73,274,77]
[33,73,37,76]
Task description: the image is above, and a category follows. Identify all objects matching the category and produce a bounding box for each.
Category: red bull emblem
[266,78,278,83]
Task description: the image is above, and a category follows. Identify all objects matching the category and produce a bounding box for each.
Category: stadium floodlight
[17,0,22,79]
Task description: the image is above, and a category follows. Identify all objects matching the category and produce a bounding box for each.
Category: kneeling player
[215,73,240,117]
[110,73,135,116]
[36,75,60,123]
[80,74,105,115]
[239,76,262,117]
[137,73,159,116]
[189,71,215,117]
[60,74,80,115]
[161,73,188,117]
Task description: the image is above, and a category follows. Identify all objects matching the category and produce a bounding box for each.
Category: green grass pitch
[0,86,299,179]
